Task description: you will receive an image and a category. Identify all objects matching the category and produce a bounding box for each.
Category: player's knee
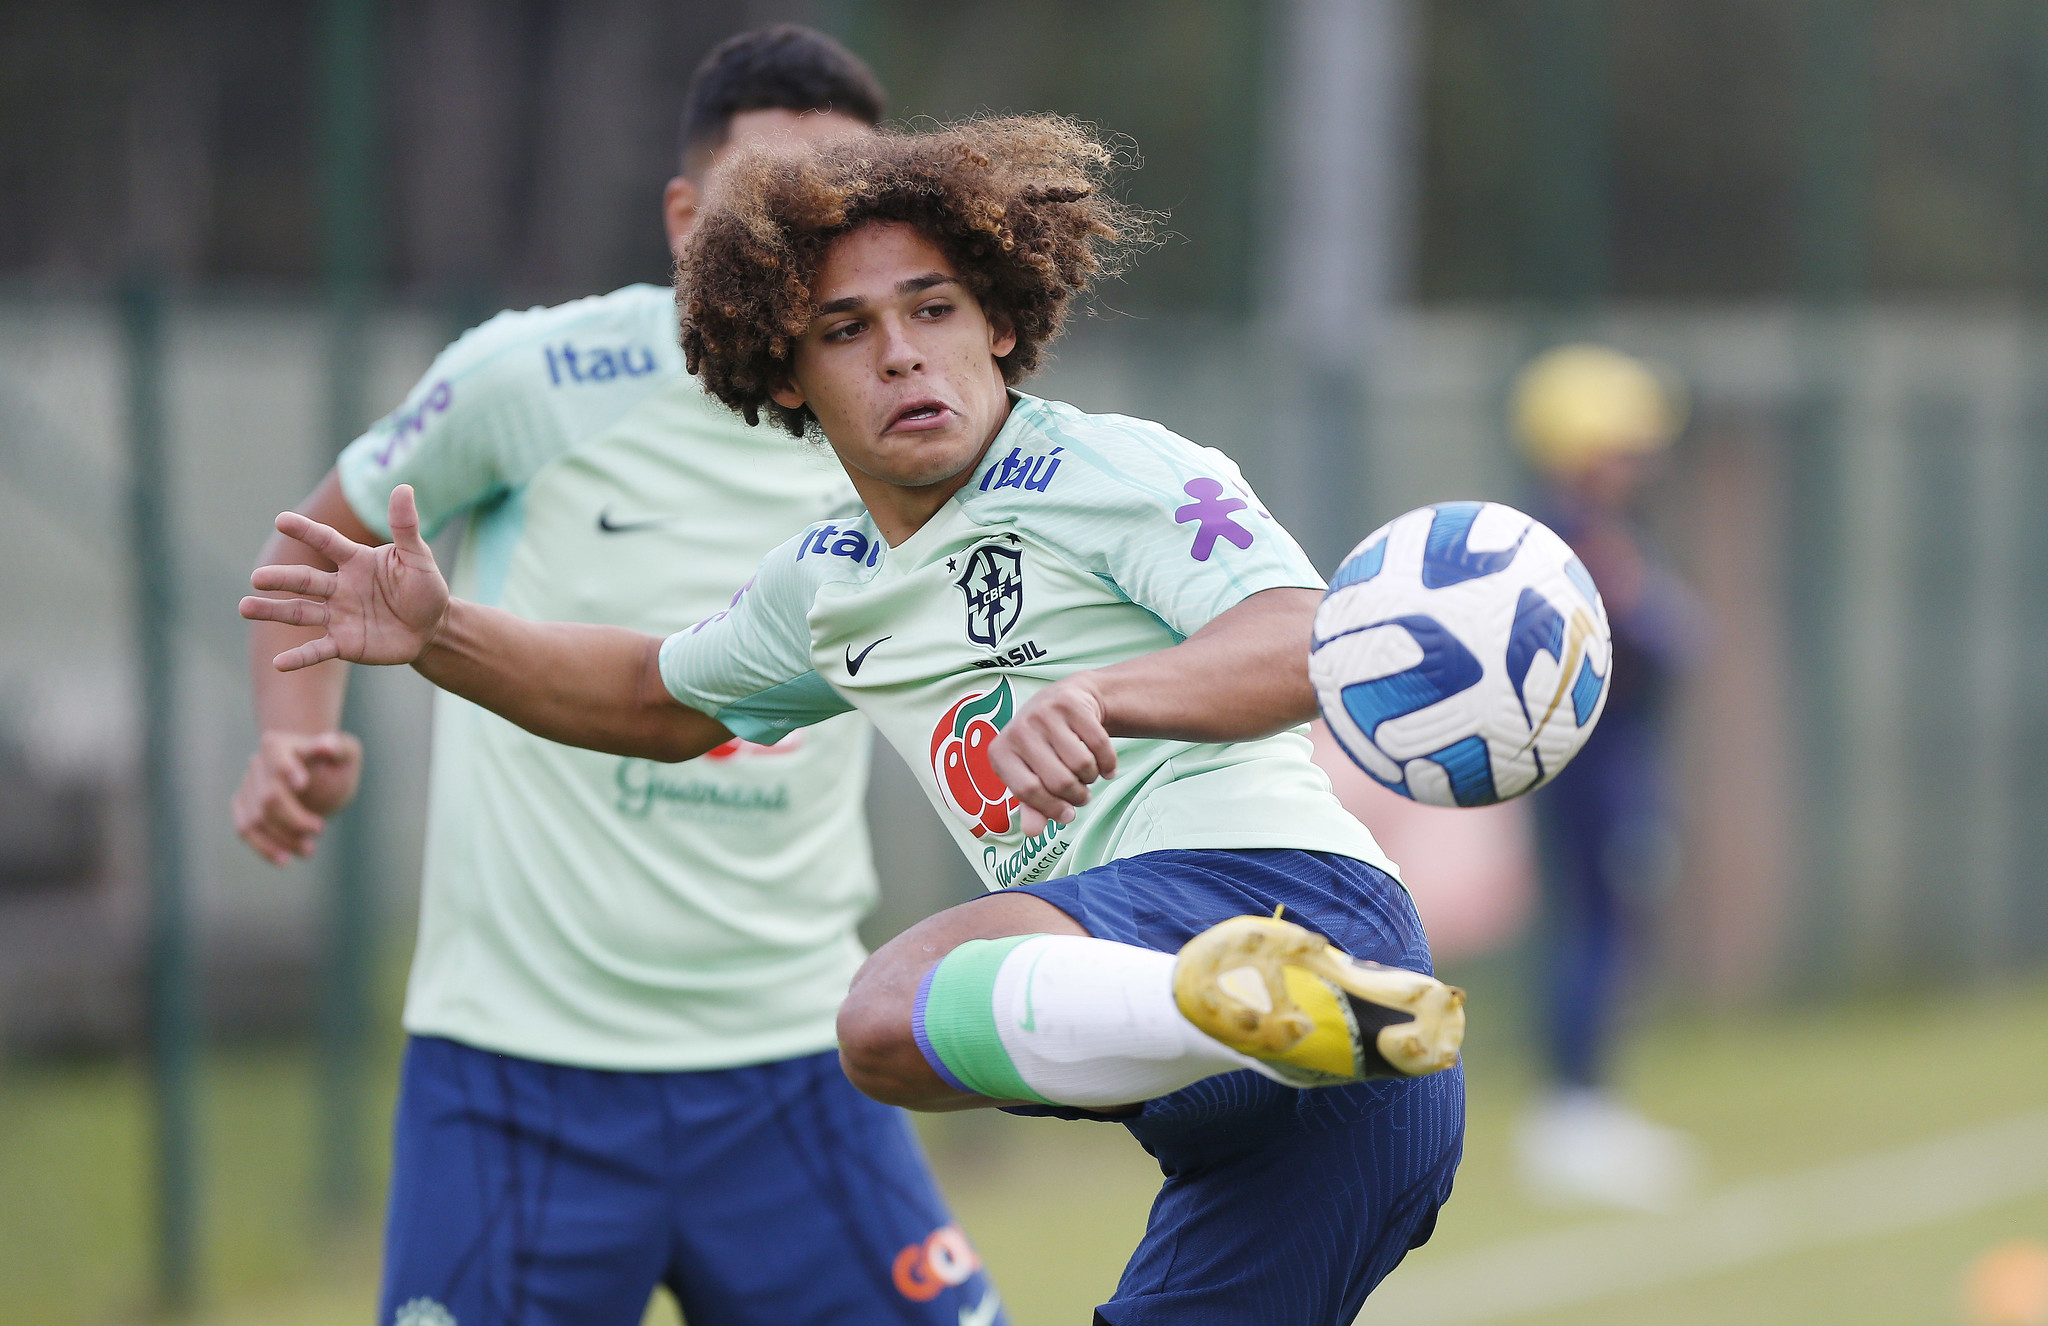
[835,979,921,1107]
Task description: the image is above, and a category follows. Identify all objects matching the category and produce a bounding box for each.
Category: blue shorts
[1003,849,1465,1326]
[380,1038,1004,1326]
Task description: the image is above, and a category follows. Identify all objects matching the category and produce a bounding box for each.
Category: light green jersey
[337,284,875,1071]
[658,393,1394,893]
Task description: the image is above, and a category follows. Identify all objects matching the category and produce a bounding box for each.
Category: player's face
[1574,449,1656,510]
[772,222,1017,530]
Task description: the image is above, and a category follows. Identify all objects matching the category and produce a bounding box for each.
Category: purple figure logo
[1174,478,1255,561]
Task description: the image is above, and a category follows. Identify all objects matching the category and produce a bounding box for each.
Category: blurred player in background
[242,116,1468,1326]
[233,27,1003,1326]
[1510,344,1701,1211]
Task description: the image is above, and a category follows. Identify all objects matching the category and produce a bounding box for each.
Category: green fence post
[317,0,381,1219]
[2015,1,2048,971]
[124,268,199,1314]
[1513,0,1611,539]
[1787,0,1873,996]
[1521,0,1610,320]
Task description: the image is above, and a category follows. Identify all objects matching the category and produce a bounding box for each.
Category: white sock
[986,935,1262,1107]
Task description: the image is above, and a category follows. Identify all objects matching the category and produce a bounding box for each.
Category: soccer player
[242,117,1467,1325]
[232,28,1003,1326]
[1510,345,1701,1210]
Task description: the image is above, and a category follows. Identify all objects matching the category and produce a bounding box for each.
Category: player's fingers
[389,485,430,555]
[230,780,264,840]
[273,637,340,672]
[1022,724,1092,806]
[266,741,311,792]
[240,595,328,628]
[1012,744,1084,825]
[260,787,325,841]
[1018,805,1050,838]
[304,731,363,765]
[1042,723,1102,793]
[265,822,319,861]
[233,802,305,865]
[275,510,360,563]
[1037,680,1114,780]
[240,595,325,626]
[997,721,1090,818]
[1079,720,1117,781]
[249,564,336,598]
[989,736,1060,824]
[237,822,294,867]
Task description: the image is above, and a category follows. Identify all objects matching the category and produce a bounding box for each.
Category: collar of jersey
[876,391,1042,573]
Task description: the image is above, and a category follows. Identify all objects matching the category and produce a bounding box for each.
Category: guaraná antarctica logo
[930,679,1021,838]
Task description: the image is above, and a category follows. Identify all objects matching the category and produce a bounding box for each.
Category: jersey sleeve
[990,408,1325,639]
[656,536,853,744]
[335,310,569,540]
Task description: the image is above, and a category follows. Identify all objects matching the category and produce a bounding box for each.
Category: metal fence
[3,291,2046,1092]
[5,291,2043,1023]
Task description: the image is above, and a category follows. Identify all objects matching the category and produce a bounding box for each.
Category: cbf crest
[955,541,1024,647]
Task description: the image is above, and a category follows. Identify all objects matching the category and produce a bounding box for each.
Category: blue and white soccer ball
[1311,501,1611,808]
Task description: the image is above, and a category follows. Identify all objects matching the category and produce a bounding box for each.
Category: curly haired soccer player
[242,117,1468,1326]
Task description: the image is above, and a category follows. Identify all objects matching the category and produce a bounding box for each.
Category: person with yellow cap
[1509,345,1702,1212]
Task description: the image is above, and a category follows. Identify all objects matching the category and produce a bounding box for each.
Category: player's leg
[836,891,1091,1108]
[836,855,1463,1115]
[1018,850,1464,1325]
[840,892,1269,1112]
[1536,777,1615,1088]
[1099,1067,1464,1325]
[378,1037,670,1326]
[1522,718,1697,1209]
[655,1049,1005,1326]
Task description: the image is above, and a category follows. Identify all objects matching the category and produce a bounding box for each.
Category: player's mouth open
[885,399,953,432]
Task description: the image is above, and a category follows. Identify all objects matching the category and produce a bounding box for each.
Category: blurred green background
[3,1,2047,1323]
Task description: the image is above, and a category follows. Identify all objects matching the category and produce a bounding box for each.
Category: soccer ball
[1311,501,1611,807]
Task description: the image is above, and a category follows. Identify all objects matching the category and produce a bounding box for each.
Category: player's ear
[769,377,806,412]
[988,313,1017,361]
[663,176,701,259]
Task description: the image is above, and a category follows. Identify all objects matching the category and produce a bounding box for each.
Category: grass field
[3,969,2043,1326]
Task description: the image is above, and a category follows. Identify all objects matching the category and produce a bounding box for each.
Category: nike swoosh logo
[1018,948,1049,1032]
[844,636,890,676]
[959,1289,1002,1326]
[596,507,675,534]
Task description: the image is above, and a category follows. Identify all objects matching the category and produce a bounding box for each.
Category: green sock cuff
[915,934,1050,1104]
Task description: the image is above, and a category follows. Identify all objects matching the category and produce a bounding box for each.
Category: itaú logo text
[893,1223,982,1302]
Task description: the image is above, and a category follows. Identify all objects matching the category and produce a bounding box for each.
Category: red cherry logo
[940,742,983,821]
[929,683,1020,838]
[961,720,1006,803]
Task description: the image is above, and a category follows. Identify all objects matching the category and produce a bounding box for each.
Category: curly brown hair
[677,115,1147,435]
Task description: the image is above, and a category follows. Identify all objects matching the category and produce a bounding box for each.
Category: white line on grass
[1357,1110,2048,1326]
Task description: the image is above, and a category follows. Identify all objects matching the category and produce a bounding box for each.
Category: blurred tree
[821,0,1266,316]
[6,0,2048,306]
[1418,0,2038,301]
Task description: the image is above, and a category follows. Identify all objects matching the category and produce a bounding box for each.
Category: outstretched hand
[240,485,450,670]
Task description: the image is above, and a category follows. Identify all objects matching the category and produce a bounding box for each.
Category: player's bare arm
[233,469,376,864]
[992,586,1322,835]
[240,485,731,762]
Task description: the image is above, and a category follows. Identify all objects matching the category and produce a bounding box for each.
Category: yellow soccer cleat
[1172,914,1465,1085]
